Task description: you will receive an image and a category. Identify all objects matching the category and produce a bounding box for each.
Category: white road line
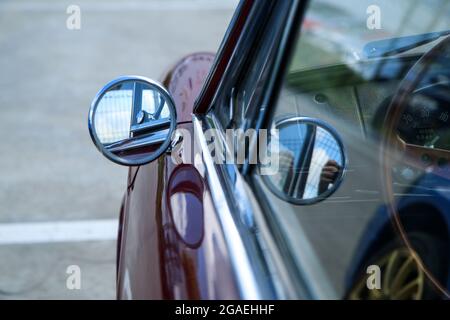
[0,219,118,245]
[0,0,239,12]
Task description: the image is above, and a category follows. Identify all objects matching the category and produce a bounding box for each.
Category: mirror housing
[88,76,177,166]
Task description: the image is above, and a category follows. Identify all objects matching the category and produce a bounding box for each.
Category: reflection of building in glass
[304,127,342,198]
[95,90,133,144]
[271,122,342,200]
[272,123,308,194]
[142,90,170,119]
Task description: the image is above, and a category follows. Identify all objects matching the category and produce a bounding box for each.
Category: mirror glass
[264,117,346,204]
[89,76,176,166]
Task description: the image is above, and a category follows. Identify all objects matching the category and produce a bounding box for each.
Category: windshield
[292,0,450,71]
[254,0,450,299]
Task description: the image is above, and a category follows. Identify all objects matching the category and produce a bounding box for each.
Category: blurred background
[0,0,237,299]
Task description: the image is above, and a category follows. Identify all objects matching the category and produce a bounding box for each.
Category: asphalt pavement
[0,0,236,299]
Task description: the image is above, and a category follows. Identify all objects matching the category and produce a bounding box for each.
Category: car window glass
[253,0,450,299]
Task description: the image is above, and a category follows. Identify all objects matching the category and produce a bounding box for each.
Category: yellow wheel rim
[349,248,425,300]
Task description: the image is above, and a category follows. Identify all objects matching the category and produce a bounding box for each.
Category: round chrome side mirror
[88,76,177,166]
[263,117,347,205]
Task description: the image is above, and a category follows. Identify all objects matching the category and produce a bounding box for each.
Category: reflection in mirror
[265,117,346,204]
[94,82,133,144]
[89,76,176,166]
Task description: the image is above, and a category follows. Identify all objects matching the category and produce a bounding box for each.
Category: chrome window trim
[205,113,295,299]
[191,0,318,299]
[198,1,275,118]
[193,0,333,299]
[193,115,274,299]
[206,112,323,299]
[194,0,258,114]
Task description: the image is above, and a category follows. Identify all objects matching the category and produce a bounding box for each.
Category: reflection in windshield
[257,0,450,299]
[291,0,450,71]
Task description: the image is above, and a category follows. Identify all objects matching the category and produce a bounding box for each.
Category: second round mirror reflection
[265,117,346,204]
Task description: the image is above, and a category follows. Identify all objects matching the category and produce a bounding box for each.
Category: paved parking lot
[0,0,236,299]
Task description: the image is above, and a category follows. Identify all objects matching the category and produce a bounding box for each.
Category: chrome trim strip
[193,116,263,300]
[106,130,168,153]
[194,0,254,114]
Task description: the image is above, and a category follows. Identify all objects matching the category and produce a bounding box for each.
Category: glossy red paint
[166,164,204,248]
[117,123,239,299]
[163,52,215,123]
